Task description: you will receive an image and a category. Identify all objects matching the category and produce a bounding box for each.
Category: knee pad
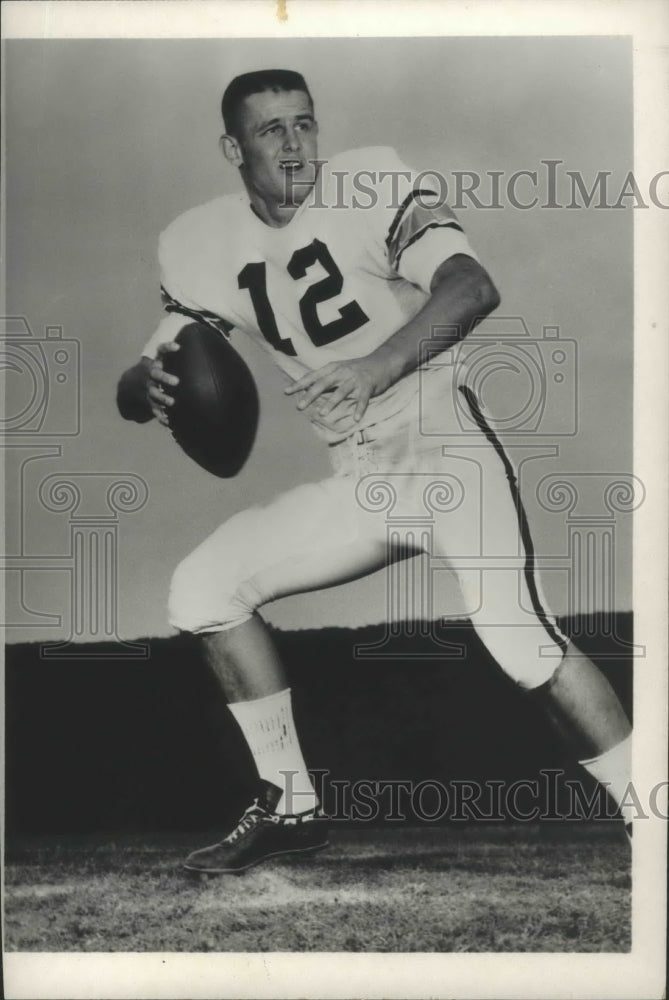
[167,554,244,634]
[471,616,566,690]
[167,512,261,634]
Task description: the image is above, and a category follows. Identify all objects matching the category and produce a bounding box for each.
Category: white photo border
[2,1,667,998]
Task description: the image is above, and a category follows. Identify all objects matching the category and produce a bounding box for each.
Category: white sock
[580,732,634,825]
[227,688,318,815]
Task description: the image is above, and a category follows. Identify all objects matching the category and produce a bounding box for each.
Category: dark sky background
[4,35,634,643]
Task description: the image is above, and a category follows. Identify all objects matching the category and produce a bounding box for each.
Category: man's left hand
[284,355,392,424]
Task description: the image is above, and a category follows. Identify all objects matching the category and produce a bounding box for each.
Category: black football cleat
[183,780,329,875]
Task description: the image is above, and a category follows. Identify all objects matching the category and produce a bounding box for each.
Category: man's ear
[220,134,243,167]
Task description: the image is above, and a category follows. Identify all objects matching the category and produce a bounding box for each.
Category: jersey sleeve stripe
[385,189,441,250]
[160,284,234,338]
[395,221,465,266]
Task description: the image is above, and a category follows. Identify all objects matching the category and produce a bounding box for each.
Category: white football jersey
[143,147,478,442]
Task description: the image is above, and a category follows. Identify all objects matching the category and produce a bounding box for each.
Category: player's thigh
[233,474,427,609]
[421,413,541,617]
[423,392,568,669]
[170,474,393,611]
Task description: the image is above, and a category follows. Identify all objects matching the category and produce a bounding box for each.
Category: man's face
[232,89,319,210]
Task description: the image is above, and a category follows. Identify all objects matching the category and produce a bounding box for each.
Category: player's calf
[528,644,633,834]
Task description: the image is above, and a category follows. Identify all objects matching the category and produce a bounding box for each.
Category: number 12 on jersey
[238,239,369,356]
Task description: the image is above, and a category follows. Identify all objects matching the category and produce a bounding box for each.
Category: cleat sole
[182,838,330,876]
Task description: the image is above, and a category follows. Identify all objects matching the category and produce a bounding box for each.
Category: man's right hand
[116,341,181,424]
[146,342,181,425]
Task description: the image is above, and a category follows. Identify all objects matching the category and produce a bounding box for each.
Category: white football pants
[168,376,569,690]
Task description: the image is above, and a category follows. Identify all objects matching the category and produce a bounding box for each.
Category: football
[162,322,259,478]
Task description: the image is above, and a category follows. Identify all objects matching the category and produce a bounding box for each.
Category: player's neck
[244,183,310,229]
[248,197,298,228]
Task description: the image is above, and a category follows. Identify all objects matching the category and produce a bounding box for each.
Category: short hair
[221,69,313,137]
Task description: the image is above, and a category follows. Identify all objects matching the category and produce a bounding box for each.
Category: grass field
[4,824,630,953]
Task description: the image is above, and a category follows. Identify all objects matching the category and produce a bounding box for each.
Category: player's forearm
[116,358,154,423]
[371,255,500,388]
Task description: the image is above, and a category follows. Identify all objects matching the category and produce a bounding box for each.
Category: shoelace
[224,805,264,844]
[224,800,318,844]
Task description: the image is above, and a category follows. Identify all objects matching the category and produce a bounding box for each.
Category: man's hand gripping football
[146,341,180,425]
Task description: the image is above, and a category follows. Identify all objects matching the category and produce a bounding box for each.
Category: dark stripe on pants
[458,385,569,655]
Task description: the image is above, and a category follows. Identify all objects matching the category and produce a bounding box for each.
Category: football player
[117,70,633,873]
